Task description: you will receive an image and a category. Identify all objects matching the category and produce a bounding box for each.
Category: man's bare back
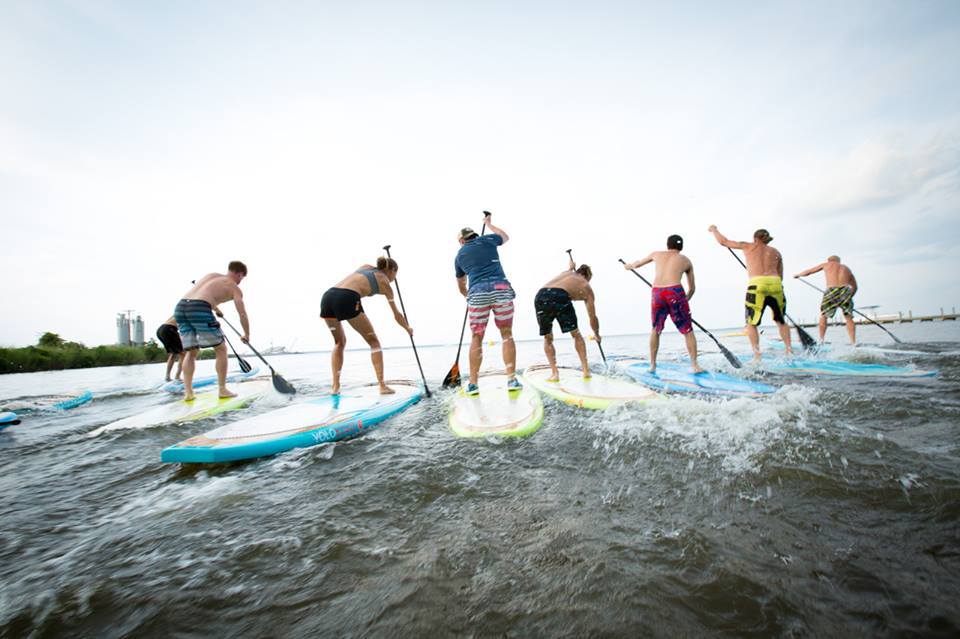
[709,226,782,278]
[649,251,692,286]
[821,261,855,288]
[542,271,592,301]
[182,273,241,307]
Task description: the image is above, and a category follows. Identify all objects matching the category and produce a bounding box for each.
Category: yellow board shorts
[745,276,786,326]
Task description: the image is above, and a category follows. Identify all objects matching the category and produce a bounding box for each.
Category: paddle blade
[718,343,743,369]
[795,324,817,350]
[442,362,461,389]
[271,372,296,394]
[237,356,253,373]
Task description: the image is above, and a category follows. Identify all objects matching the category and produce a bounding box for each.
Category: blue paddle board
[0,411,20,429]
[161,380,423,463]
[618,358,777,397]
[159,367,260,393]
[765,358,936,378]
[52,391,93,410]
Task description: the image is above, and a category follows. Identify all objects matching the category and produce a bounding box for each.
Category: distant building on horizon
[132,315,144,346]
[116,313,130,346]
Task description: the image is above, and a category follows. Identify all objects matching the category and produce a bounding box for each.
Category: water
[1,322,959,637]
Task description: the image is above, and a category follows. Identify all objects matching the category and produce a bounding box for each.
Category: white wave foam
[594,384,821,474]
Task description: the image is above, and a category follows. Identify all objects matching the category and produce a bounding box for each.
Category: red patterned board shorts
[467,281,516,336]
[651,285,693,335]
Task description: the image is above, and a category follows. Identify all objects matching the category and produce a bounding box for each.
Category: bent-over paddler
[320,256,412,395]
[535,253,601,381]
[175,261,250,401]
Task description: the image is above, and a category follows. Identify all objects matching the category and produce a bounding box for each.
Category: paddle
[567,248,606,366]
[442,212,490,388]
[222,333,253,373]
[220,317,296,394]
[383,245,432,397]
[725,247,817,350]
[619,259,743,369]
[795,276,902,344]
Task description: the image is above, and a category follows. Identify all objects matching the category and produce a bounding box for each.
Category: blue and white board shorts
[174,299,224,350]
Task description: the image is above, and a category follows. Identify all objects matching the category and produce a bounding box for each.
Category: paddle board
[0,412,20,429]
[764,358,937,378]
[616,358,777,397]
[448,373,543,438]
[161,380,422,463]
[53,391,94,410]
[159,368,261,393]
[521,364,659,409]
[89,380,272,436]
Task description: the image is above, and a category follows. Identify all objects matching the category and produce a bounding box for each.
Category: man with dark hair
[174,261,250,400]
[455,213,519,395]
[624,235,702,373]
[794,255,859,345]
[709,225,792,360]
[534,253,601,381]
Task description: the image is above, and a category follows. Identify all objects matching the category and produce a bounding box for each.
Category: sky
[1,0,958,351]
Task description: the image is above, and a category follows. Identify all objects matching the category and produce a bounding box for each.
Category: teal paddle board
[764,358,936,378]
[0,412,20,429]
[161,380,423,463]
[616,358,777,397]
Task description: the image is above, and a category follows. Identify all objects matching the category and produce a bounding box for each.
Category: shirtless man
[623,235,702,373]
[534,254,601,381]
[709,226,792,360]
[320,257,412,395]
[795,256,859,345]
[175,261,249,400]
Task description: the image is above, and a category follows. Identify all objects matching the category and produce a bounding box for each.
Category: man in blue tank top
[454,212,520,395]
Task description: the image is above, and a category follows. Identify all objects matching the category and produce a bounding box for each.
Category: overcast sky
[1,1,958,350]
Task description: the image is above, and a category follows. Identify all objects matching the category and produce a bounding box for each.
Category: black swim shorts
[535,287,578,336]
[321,287,364,321]
[156,324,183,354]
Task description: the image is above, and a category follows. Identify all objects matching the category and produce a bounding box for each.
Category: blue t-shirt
[455,234,508,288]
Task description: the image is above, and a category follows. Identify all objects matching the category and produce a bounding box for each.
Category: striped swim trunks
[820,286,854,318]
[174,299,224,350]
[467,280,515,336]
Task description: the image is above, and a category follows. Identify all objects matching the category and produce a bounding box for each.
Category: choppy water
[1,322,959,637]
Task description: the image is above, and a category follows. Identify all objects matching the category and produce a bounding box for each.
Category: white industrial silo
[133,315,145,346]
[116,314,130,345]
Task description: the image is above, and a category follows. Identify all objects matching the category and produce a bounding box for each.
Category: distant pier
[798,308,958,328]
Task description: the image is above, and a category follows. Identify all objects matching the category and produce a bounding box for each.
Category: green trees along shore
[0,332,214,374]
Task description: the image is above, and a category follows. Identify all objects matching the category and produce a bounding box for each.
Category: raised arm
[708,225,750,250]
[623,253,654,270]
[232,287,250,342]
[585,286,600,341]
[567,253,576,271]
[484,214,509,244]
[794,263,825,278]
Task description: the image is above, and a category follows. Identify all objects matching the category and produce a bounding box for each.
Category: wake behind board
[522,364,659,409]
[0,412,20,429]
[89,380,272,436]
[159,368,261,393]
[449,373,543,438]
[617,358,777,398]
[764,358,936,378]
[161,380,423,463]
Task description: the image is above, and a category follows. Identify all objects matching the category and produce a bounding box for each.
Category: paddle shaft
[383,245,431,397]
[619,259,742,368]
[222,333,252,373]
[796,276,902,343]
[725,247,816,348]
[220,318,275,373]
